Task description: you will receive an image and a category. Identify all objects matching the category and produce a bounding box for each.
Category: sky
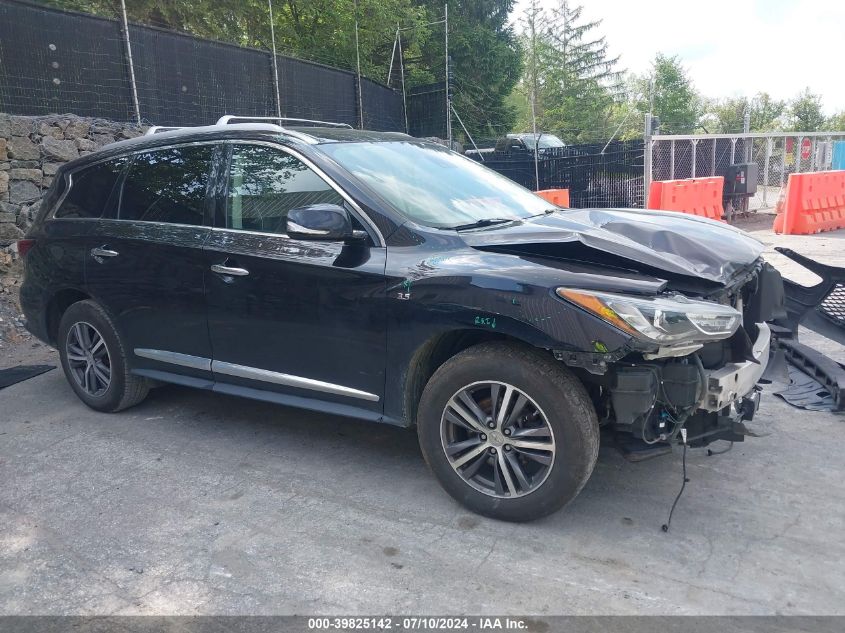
[512,0,845,115]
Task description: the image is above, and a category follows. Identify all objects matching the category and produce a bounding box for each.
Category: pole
[643,113,652,209]
[452,105,482,160]
[444,3,452,146]
[119,0,141,125]
[354,0,364,129]
[398,25,408,134]
[530,88,540,190]
[743,111,751,162]
[268,0,282,118]
[387,27,398,85]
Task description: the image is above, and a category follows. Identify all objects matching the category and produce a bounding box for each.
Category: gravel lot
[1,215,844,616]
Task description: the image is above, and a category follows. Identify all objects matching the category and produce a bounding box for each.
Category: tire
[58,299,150,412]
[417,341,599,522]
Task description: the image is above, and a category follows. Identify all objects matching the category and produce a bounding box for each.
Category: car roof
[59,123,416,173]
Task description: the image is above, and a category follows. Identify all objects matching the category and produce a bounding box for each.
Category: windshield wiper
[448,218,518,231]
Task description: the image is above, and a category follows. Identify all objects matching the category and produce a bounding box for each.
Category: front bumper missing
[700,322,771,412]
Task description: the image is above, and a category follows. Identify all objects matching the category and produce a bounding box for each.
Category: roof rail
[216,115,353,129]
[144,126,185,136]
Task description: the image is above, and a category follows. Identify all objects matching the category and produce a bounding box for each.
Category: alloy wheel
[440,381,556,498]
[65,321,112,397]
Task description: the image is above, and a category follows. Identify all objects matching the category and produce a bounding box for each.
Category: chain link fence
[647,132,845,213]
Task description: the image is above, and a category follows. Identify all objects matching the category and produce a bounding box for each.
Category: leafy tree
[828,110,845,131]
[787,88,826,132]
[644,53,700,134]
[705,96,747,133]
[748,92,785,131]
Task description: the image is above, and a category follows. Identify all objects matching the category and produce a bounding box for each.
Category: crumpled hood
[461,208,764,285]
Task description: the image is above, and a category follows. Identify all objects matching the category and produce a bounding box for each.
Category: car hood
[460,208,764,285]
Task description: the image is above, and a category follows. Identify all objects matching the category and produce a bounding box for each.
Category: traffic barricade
[646,177,725,222]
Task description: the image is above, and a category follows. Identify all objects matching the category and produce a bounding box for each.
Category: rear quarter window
[54,158,127,219]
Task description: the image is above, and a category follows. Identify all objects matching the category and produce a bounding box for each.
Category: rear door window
[118,145,214,226]
[54,158,127,219]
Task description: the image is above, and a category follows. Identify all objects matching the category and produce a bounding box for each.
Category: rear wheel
[58,300,149,412]
[417,342,599,522]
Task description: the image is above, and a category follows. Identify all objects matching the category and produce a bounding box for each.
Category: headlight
[556,288,741,345]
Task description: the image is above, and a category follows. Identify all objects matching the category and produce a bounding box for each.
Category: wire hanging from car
[662,428,689,533]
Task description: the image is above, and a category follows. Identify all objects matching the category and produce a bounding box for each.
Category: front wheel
[417,342,599,522]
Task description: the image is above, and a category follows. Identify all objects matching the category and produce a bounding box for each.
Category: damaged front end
[557,259,787,455]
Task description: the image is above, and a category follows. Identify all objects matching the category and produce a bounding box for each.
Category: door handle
[211,264,250,277]
[91,246,119,258]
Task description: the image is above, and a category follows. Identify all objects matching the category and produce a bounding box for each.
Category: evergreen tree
[528,1,622,143]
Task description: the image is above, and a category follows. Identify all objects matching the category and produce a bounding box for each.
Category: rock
[41,136,78,162]
[9,116,32,137]
[75,137,95,151]
[43,163,62,176]
[0,222,24,245]
[119,127,143,139]
[65,119,91,138]
[42,176,54,189]
[0,138,6,161]
[0,162,9,171]
[0,202,19,215]
[7,137,40,161]
[0,172,7,194]
[0,212,16,223]
[10,160,39,169]
[90,133,115,147]
[10,168,41,183]
[9,180,39,205]
[0,114,9,138]
[37,122,64,139]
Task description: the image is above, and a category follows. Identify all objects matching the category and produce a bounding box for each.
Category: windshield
[521,134,565,149]
[320,141,555,229]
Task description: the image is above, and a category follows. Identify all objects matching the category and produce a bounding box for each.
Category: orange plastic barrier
[647,177,725,222]
[536,188,569,208]
[773,171,845,235]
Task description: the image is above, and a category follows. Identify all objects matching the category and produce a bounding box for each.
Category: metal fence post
[119,0,141,125]
[711,138,716,176]
[796,136,802,173]
[669,139,675,180]
[691,139,698,178]
[643,113,652,209]
[763,137,772,207]
[268,0,282,118]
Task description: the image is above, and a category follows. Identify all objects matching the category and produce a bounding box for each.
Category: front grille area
[819,284,845,327]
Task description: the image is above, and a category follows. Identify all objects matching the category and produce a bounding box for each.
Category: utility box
[724,163,759,196]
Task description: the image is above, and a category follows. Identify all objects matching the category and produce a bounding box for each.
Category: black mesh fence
[0,0,403,130]
[407,82,446,138]
[471,140,645,208]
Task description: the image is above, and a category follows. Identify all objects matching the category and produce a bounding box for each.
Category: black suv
[19,117,783,521]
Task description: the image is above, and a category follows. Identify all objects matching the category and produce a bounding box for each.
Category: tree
[707,96,748,133]
[829,111,845,131]
[787,88,826,132]
[644,53,700,134]
[415,0,522,138]
[514,1,621,143]
[748,92,785,131]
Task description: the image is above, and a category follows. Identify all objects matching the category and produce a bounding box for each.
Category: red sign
[801,138,812,160]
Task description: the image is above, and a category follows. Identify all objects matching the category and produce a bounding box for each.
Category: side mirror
[287,203,357,241]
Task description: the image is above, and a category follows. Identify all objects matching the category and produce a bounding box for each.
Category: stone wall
[0,114,147,253]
